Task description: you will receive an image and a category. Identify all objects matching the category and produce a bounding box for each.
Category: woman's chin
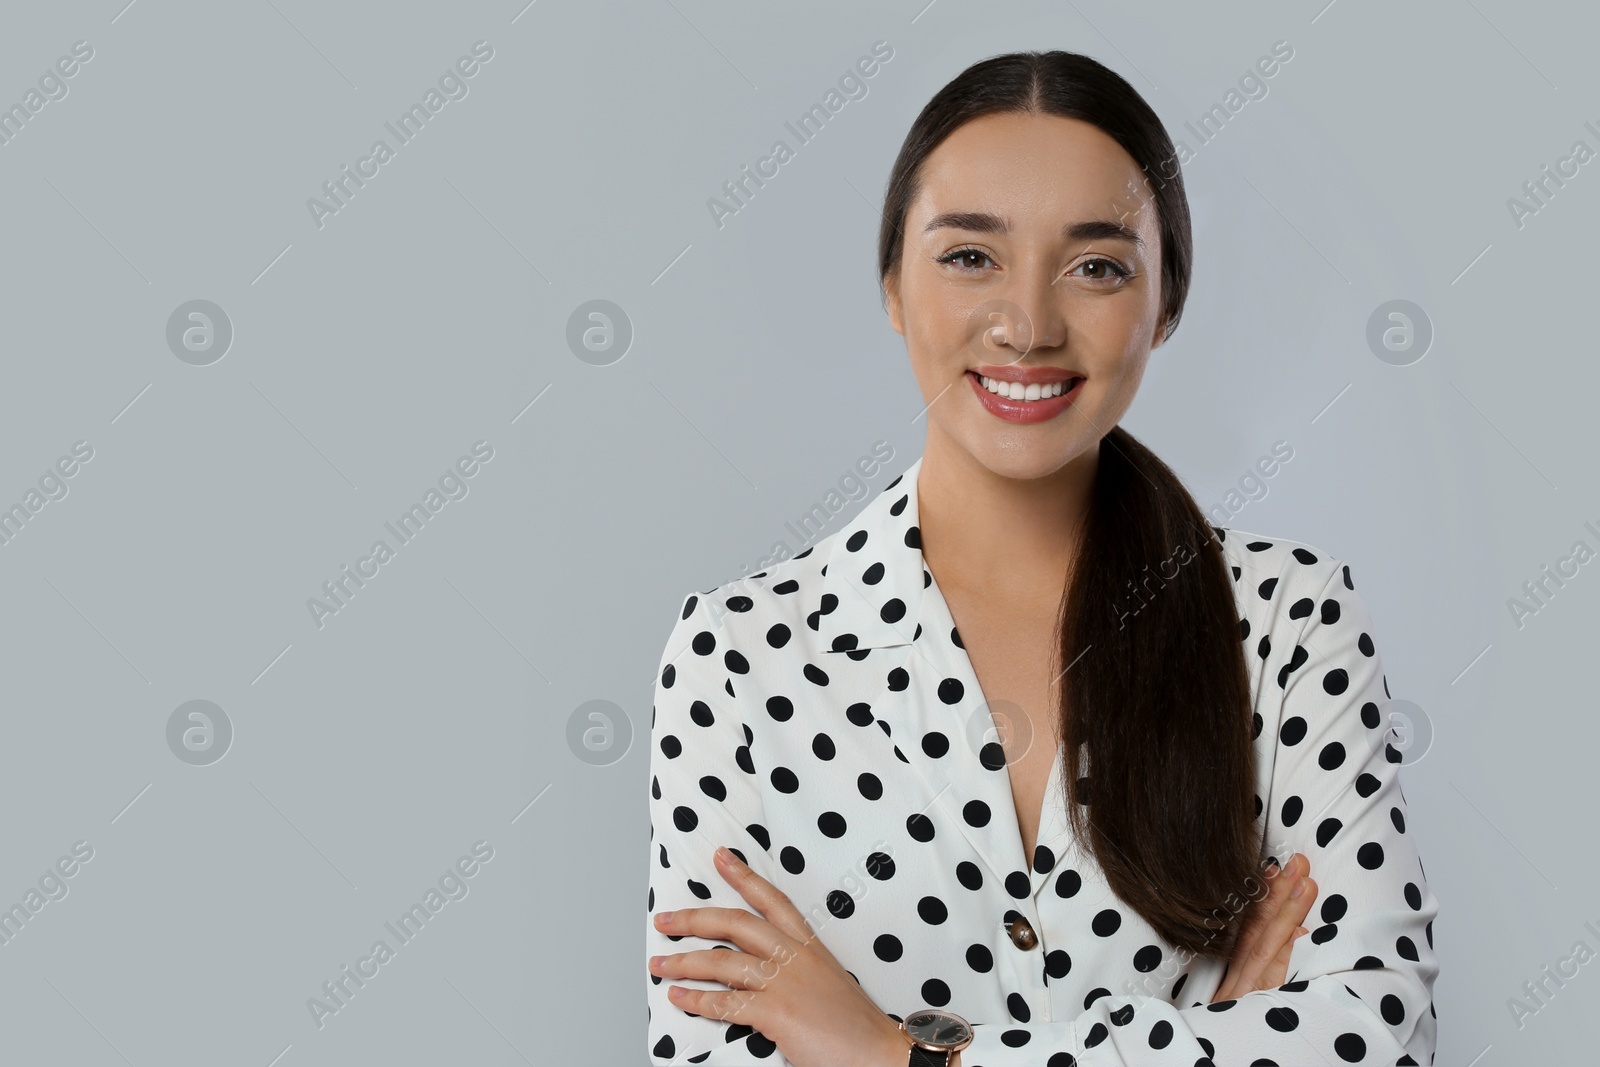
[959,435,1097,482]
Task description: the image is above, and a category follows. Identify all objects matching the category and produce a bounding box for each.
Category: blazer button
[1007,916,1038,951]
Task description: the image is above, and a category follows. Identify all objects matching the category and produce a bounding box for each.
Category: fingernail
[648,955,663,970]
[1295,927,1308,938]
[1290,880,1305,898]
[656,910,674,924]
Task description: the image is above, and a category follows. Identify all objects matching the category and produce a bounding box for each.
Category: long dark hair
[877,51,1258,959]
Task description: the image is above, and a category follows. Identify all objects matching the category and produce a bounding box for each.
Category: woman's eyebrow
[922,211,1143,248]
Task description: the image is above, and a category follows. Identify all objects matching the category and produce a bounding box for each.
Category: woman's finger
[665,983,762,1026]
[1213,855,1303,1002]
[1226,873,1318,999]
[712,845,819,945]
[651,945,774,992]
[654,904,792,964]
[1258,925,1308,990]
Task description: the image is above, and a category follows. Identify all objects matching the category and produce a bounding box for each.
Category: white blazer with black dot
[644,455,1438,1066]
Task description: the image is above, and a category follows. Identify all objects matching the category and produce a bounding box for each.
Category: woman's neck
[915,429,1096,599]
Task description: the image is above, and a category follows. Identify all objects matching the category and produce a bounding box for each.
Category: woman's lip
[970,365,1085,385]
[966,370,1084,424]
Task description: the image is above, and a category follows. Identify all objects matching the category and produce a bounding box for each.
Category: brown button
[1007,916,1038,950]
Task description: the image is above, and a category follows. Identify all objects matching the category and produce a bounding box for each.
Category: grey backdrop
[0,0,1592,1063]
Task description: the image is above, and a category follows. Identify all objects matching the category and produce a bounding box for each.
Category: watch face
[904,1008,974,1050]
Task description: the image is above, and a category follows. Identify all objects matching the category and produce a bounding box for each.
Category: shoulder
[1212,525,1356,607]
[657,525,851,657]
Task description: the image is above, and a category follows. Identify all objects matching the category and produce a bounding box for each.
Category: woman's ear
[1151,316,1169,350]
[884,269,905,337]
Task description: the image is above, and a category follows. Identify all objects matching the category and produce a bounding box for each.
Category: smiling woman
[645,50,1438,1067]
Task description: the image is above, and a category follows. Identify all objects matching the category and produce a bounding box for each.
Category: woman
[644,50,1438,1066]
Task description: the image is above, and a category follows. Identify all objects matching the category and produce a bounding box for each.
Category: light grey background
[0,0,1592,1063]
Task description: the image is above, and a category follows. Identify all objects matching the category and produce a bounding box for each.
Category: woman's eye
[938,248,994,272]
[1072,257,1131,283]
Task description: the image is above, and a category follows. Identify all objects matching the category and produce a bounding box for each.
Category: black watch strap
[908,1047,951,1067]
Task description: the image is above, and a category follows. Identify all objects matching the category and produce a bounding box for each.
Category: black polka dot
[1265,1006,1298,1031]
[1334,1032,1366,1061]
[865,852,895,880]
[1280,717,1307,745]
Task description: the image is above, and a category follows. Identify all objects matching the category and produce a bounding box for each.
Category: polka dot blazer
[645,455,1438,1065]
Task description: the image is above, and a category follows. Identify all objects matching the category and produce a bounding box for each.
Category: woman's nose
[968,291,1065,362]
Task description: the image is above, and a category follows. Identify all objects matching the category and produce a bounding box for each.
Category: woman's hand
[1212,852,1317,1002]
[648,845,911,1067]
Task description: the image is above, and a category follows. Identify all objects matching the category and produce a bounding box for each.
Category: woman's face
[885,111,1168,481]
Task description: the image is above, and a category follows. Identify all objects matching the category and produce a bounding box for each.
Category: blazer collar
[811,454,1071,895]
[812,456,928,653]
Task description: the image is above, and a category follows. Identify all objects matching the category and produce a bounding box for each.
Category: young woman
[644,50,1438,1067]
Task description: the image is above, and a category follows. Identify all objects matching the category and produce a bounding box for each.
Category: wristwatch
[899,1007,973,1065]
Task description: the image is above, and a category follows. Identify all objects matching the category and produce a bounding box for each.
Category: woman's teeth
[977,374,1077,401]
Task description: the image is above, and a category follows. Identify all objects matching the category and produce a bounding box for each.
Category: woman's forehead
[911,113,1159,236]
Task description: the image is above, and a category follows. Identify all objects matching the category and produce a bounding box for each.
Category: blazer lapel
[813,457,1035,895]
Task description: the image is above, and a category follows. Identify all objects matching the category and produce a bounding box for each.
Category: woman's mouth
[965,370,1085,424]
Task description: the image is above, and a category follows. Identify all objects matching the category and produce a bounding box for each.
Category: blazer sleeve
[955,558,1440,1066]
[644,592,798,1067]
